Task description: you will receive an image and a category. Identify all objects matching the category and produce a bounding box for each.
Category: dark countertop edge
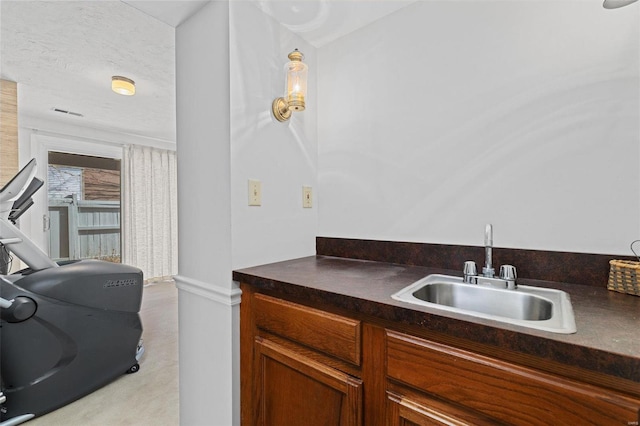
[233,256,640,385]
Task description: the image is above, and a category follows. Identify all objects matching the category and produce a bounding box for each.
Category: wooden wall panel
[1,79,19,187]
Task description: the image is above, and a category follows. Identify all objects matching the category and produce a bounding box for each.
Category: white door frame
[27,133,123,256]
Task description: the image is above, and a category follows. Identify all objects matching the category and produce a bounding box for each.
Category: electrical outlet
[302,186,312,208]
[248,180,261,206]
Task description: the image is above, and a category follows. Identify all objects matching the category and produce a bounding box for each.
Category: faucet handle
[499,265,517,280]
[463,261,477,283]
[499,265,517,289]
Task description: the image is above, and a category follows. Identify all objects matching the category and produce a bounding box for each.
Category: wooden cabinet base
[240,284,640,426]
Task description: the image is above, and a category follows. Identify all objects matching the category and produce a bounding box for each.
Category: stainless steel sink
[391,274,577,334]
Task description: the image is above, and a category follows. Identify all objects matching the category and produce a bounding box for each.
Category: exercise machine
[0,159,144,425]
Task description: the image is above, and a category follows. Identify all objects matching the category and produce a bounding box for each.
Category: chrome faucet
[482,223,495,278]
[463,224,517,289]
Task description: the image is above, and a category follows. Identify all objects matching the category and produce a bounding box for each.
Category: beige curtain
[122,145,178,281]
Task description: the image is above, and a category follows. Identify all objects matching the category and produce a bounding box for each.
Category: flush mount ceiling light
[272,49,308,122]
[111,76,135,96]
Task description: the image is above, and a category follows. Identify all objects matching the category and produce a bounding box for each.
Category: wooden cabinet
[386,330,640,426]
[241,287,363,425]
[240,285,640,426]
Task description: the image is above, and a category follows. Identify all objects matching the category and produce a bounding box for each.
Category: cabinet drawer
[386,330,640,426]
[254,293,361,366]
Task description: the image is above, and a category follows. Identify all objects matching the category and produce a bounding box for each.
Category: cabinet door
[254,337,363,426]
[386,390,501,426]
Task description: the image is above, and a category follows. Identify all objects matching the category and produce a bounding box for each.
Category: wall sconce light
[112,76,136,96]
[272,49,308,122]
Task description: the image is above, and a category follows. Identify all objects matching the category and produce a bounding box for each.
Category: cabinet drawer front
[254,293,361,366]
[387,331,640,426]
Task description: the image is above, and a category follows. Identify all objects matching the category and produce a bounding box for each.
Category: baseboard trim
[174,275,242,306]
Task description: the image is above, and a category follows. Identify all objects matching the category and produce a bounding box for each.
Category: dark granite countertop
[233,255,640,384]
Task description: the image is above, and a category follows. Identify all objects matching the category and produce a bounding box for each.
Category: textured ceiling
[1,1,177,143]
[0,1,415,145]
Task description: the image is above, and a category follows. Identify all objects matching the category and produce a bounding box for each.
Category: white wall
[229,2,317,269]
[318,1,639,255]
[175,1,317,424]
[175,2,240,425]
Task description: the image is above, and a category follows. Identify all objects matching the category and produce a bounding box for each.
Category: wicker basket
[608,259,640,296]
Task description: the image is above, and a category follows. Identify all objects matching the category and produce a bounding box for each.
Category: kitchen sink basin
[391,274,577,334]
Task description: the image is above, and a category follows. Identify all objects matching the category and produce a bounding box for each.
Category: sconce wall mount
[273,49,308,122]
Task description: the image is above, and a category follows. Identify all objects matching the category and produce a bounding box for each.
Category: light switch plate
[302,186,312,208]
[248,179,261,206]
